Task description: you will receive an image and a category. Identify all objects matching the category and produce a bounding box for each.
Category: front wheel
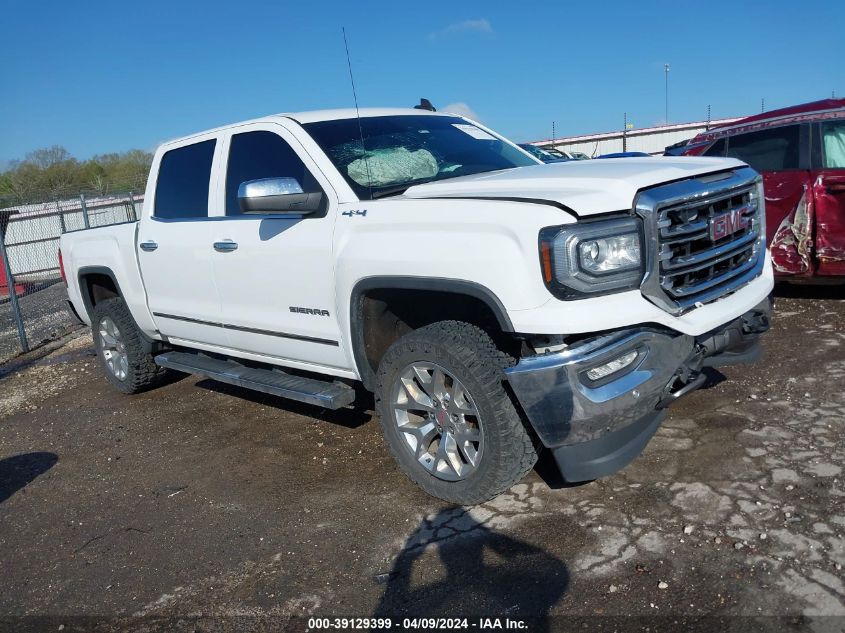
[375,321,538,505]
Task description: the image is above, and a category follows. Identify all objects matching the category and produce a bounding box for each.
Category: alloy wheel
[98,316,128,381]
[390,362,484,481]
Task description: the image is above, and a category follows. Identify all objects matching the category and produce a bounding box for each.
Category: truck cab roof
[161,108,449,148]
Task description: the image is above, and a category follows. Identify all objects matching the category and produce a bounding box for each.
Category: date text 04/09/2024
[306,617,528,630]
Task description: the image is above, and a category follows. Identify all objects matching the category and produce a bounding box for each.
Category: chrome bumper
[505,298,772,481]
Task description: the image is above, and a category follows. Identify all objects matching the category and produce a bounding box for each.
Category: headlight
[539,217,644,298]
[578,233,641,273]
[750,178,766,253]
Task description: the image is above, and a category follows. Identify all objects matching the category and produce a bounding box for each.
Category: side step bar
[154,351,356,410]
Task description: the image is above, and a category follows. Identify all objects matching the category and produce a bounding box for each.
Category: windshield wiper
[370,177,439,199]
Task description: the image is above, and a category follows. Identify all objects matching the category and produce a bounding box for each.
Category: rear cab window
[154,139,216,219]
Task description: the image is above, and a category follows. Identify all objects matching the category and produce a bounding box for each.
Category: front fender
[332,198,570,382]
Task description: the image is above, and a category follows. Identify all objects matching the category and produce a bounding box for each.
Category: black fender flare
[349,276,514,390]
[77,265,159,351]
[77,265,124,322]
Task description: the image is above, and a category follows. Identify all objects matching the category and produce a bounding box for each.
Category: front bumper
[505,297,772,481]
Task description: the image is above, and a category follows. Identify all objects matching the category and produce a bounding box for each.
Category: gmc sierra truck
[60,108,773,504]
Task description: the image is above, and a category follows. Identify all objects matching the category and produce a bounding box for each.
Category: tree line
[0,145,152,208]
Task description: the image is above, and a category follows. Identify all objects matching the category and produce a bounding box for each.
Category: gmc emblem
[709,207,750,241]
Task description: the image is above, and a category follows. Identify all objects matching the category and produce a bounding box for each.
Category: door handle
[825,182,845,194]
[139,240,158,252]
[213,241,238,252]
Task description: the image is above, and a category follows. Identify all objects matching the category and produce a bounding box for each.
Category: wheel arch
[349,276,516,391]
[77,266,124,321]
[79,266,159,352]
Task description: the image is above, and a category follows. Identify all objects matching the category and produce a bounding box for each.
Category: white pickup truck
[60,107,773,504]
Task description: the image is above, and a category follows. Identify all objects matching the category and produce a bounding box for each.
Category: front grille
[635,166,765,315]
[657,185,761,309]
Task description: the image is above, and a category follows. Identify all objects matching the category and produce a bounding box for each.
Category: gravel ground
[0,282,81,364]
[0,286,843,632]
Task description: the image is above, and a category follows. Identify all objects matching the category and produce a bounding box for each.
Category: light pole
[664,63,670,123]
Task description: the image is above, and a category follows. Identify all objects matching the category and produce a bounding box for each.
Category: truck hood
[403,156,747,216]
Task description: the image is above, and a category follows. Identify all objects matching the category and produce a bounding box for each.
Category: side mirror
[237,177,323,214]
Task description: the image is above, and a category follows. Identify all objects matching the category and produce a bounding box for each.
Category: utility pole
[623,113,627,152]
[664,63,670,123]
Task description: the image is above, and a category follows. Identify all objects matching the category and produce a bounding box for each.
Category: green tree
[0,145,153,207]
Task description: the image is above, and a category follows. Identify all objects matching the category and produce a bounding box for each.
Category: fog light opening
[586,350,639,381]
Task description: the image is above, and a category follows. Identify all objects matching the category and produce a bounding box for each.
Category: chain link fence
[0,192,142,364]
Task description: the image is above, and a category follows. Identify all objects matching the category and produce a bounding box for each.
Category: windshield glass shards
[303,115,536,199]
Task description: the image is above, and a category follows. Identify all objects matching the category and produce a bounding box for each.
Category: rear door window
[154,140,216,219]
[725,125,800,172]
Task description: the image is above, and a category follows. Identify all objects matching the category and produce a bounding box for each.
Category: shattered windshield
[302,115,537,200]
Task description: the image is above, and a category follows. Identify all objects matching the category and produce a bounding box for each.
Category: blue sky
[1,0,843,163]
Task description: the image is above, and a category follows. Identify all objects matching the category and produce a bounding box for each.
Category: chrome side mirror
[237,177,323,214]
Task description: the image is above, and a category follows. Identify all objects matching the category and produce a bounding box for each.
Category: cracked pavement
[0,286,843,631]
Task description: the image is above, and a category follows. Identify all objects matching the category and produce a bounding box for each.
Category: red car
[684,98,845,281]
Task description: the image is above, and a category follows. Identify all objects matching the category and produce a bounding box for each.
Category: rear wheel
[91,297,172,394]
[376,321,538,505]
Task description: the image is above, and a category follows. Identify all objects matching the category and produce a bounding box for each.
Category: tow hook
[742,310,771,334]
[656,371,706,409]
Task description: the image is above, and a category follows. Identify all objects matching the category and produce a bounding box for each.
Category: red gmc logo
[709,207,750,241]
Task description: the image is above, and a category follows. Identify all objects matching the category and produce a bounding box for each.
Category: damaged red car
[683,98,845,281]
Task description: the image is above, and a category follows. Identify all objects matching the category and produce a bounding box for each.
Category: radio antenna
[342,27,373,199]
